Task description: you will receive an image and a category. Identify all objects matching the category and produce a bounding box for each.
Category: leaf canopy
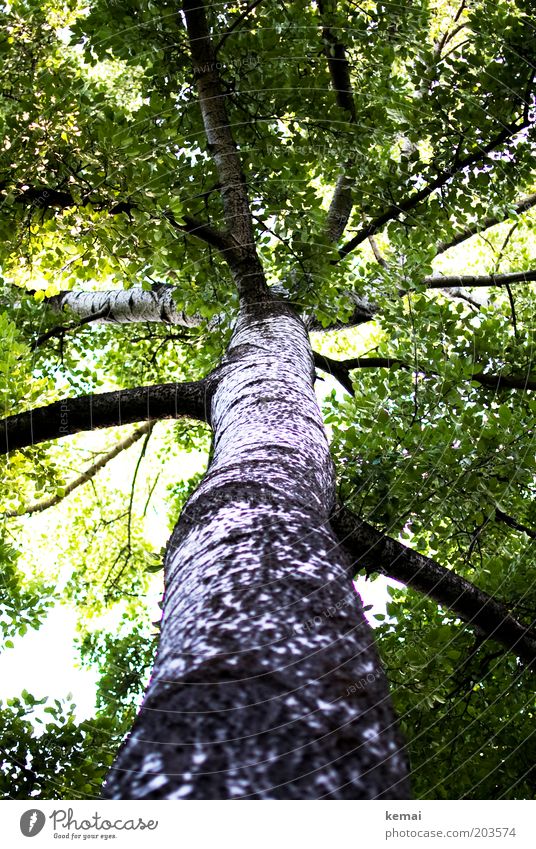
[0,0,535,799]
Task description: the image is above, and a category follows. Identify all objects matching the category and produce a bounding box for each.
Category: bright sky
[0,603,99,721]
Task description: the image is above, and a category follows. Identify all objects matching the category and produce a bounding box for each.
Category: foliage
[376,588,535,799]
[76,617,157,726]
[0,536,56,650]
[0,691,120,799]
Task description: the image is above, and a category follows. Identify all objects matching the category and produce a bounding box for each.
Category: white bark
[102,300,409,800]
[48,285,377,334]
[48,287,202,327]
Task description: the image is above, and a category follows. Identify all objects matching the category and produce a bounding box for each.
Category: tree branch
[33,306,112,348]
[42,284,376,338]
[471,372,536,391]
[495,509,536,540]
[337,120,532,262]
[318,0,356,243]
[435,192,536,255]
[166,212,232,254]
[0,381,210,455]
[8,185,230,254]
[313,352,536,393]
[45,287,203,328]
[313,351,397,392]
[37,266,534,351]
[11,186,135,216]
[424,269,536,289]
[214,0,264,54]
[183,0,269,302]
[331,504,536,665]
[2,422,155,517]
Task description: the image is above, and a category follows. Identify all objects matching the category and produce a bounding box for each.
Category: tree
[1,0,535,800]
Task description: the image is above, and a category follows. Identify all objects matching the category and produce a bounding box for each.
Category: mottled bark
[102,299,409,800]
[183,0,269,303]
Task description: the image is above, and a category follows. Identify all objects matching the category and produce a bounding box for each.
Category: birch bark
[48,287,201,326]
[102,297,409,800]
[46,284,377,332]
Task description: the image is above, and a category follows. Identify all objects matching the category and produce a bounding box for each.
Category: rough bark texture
[182,0,269,304]
[102,299,409,800]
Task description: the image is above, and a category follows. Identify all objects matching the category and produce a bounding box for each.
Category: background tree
[0,0,535,799]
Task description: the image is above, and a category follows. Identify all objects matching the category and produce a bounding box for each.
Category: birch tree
[1,0,536,800]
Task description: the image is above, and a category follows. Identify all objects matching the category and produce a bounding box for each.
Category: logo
[20,810,46,837]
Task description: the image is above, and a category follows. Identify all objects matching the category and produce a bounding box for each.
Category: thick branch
[0,381,209,455]
[42,285,376,339]
[319,0,356,243]
[46,287,202,327]
[2,422,155,517]
[471,372,536,391]
[313,351,398,392]
[40,268,533,350]
[167,212,232,253]
[424,269,536,289]
[332,505,536,665]
[435,192,536,255]
[183,0,269,302]
[337,120,531,261]
[313,352,536,393]
[495,509,536,540]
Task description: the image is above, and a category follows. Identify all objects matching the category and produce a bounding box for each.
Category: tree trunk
[102,296,409,800]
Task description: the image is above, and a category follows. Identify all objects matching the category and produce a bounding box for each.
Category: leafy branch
[2,422,154,518]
